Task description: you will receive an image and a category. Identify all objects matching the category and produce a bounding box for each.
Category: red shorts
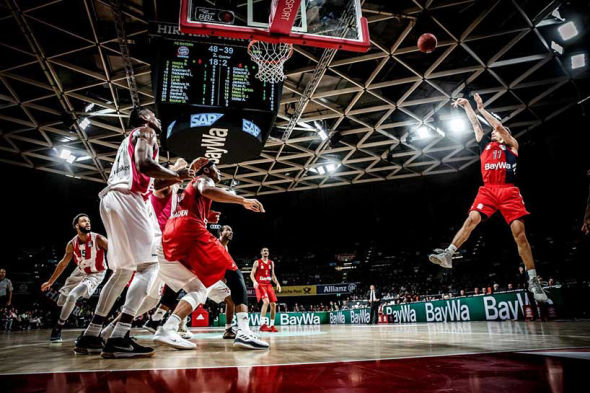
[469,184,530,224]
[255,284,277,303]
[162,218,237,288]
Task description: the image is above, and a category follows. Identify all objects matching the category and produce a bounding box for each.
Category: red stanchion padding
[191,305,209,327]
[524,305,534,321]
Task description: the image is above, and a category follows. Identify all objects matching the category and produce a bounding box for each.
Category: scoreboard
[158,41,279,112]
[153,34,281,164]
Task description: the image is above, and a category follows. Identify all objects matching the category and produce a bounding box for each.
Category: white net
[247,40,293,83]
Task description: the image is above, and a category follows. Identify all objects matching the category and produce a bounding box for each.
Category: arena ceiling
[0,0,588,196]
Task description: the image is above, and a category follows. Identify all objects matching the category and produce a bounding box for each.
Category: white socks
[527,269,537,279]
[447,244,458,254]
[163,314,182,331]
[269,318,275,327]
[84,322,103,337]
[110,322,132,339]
[152,307,166,321]
[237,312,250,332]
[225,323,232,329]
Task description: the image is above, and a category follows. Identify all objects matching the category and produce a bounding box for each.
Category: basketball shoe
[233,329,269,350]
[528,276,548,302]
[153,326,196,350]
[428,249,453,269]
[101,335,155,358]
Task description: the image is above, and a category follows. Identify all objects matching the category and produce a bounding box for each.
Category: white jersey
[100,128,159,197]
[71,232,107,273]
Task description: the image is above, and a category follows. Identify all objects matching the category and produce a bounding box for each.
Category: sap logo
[484,294,524,321]
[242,119,261,138]
[190,113,223,128]
[425,300,470,322]
[201,128,229,163]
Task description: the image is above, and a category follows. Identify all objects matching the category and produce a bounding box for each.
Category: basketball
[418,33,437,53]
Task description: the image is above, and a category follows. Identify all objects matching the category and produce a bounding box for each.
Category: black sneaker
[223,326,237,339]
[49,325,63,343]
[74,334,104,355]
[101,336,155,359]
[143,317,164,333]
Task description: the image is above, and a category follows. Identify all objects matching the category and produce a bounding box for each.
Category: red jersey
[169,177,212,227]
[255,259,274,284]
[71,232,106,274]
[479,133,518,185]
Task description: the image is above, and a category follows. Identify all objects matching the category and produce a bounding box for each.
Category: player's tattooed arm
[96,234,108,251]
[250,260,259,288]
[474,93,519,150]
[452,98,483,142]
[196,178,265,213]
[41,242,74,291]
[134,127,193,180]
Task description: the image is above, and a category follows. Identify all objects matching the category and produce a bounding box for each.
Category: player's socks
[225,323,232,330]
[178,317,193,339]
[447,244,458,254]
[110,322,132,339]
[84,322,103,337]
[269,319,275,327]
[163,314,182,331]
[100,322,116,339]
[152,307,166,321]
[236,312,251,332]
[527,269,537,279]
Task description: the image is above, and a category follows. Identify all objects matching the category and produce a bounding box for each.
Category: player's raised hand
[176,167,195,180]
[243,198,265,213]
[474,93,484,110]
[40,282,51,292]
[452,98,469,109]
[172,158,188,170]
[207,210,221,224]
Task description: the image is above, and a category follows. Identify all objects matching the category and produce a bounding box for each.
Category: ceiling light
[557,21,578,41]
[449,117,467,133]
[59,149,71,159]
[415,125,430,140]
[571,53,586,70]
[317,166,326,175]
[78,118,90,130]
[325,163,338,173]
[550,41,564,55]
[77,155,92,162]
[85,103,95,112]
[66,155,76,164]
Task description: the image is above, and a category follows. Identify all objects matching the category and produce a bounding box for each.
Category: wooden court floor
[2,321,590,392]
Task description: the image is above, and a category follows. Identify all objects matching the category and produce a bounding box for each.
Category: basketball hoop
[247,40,293,83]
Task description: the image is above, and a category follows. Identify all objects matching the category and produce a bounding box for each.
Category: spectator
[459,289,466,297]
[0,268,13,307]
[516,265,527,289]
[507,283,514,290]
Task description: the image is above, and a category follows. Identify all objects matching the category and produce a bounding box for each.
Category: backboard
[179,0,370,52]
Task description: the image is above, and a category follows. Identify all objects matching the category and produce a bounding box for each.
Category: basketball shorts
[99,190,157,270]
[469,184,530,224]
[207,281,231,304]
[255,284,277,303]
[152,243,203,294]
[58,268,106,303]
[163,218,238,288]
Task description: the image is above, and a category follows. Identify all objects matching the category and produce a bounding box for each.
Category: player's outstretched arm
[452,98,483,142]
[153,158,190,193]
[134,127,194,181]
[474,93,519,150]
[41,242,74,292]
[196,178,265,213]
[250,260,259,288]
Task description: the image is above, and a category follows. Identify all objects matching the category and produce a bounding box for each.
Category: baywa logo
[484,293,525,321]
[350,309,370,324]
[386,304,417,324]
[201,128,229,163]
[280,313,321,325]
[425,300,470,322]
[330,311,346,324]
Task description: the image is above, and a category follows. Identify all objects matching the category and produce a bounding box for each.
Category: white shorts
[153,244,203,293]
[99,190,157,270]
[58,268,106,303]
[207,281,231,303]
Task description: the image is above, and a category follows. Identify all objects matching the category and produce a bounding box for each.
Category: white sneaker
[428,250,453,269]
[528,277,548,303]
[233,329,270,350]
[100,323,115,340]
[153,326,196,350]
[178,325,193,340]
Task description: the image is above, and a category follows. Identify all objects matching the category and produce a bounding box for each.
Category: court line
[1,344,589,376]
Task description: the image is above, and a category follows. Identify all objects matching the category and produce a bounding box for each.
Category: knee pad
[225,269,248,306]
[57,294,67,307]
[180,290,206,311]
